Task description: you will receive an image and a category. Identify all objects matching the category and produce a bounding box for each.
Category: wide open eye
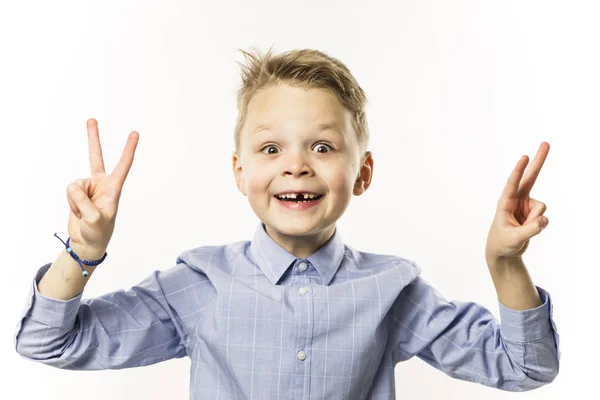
[313,143,333,153]
[261,145,280,155]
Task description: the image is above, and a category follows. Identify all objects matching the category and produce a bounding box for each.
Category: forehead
[244,83,352,136]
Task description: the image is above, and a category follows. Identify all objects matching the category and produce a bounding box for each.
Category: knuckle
[509,230,520,244]
[85,212,102,224]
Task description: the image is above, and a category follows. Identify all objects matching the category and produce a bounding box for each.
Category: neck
[264,224,336,258]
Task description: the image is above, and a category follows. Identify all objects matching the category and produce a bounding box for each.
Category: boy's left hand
[485,142,550,264]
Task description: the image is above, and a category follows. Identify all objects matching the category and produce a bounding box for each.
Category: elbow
[504,359,560,391]
[14,325,74,363]
[496,345,561,392]
[521,369,560,392]
[509,334,562,391]
[15,335,63,362]
[15,338,46,362]
[540,360,560,385]
[530,345,561,386]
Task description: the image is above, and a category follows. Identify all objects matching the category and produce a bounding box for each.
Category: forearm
[487,256,542,311]
[37,244,101,300]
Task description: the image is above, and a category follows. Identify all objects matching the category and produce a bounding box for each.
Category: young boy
[14,48,560,399]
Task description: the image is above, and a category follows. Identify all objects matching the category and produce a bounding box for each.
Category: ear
[353,151,374,196]
[232,151,247,196]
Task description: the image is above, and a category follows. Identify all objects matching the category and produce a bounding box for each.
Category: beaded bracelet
[54,233,108,277]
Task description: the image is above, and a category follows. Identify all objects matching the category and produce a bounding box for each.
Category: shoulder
[343,245,422,280]
[174,240,250,274]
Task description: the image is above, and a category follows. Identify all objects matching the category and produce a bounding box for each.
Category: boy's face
[232,83,373,241]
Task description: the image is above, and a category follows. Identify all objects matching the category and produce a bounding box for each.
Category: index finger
[501,155,528,202]
[500,142,550,202]
[87,119,106,175]
[111,130,139,189]
[519,142,550,196]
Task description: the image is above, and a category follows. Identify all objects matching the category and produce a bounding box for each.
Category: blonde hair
[233,46,370,154]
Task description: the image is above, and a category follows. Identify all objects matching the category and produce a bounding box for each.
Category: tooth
[276,193,323,200]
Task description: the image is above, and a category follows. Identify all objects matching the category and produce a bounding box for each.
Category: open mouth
[274,193,324,203]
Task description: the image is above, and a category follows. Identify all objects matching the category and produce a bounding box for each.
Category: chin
[268,220,315,235]
[266,217,336,237]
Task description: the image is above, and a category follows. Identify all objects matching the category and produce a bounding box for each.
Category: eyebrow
[252,123,344,137]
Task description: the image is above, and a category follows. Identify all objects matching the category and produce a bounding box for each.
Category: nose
[280,151,313,177]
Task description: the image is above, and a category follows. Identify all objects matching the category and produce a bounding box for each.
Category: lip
[273,194,325,211]
[273,190,323,196]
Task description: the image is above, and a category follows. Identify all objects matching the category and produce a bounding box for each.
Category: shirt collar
[250,222,346,286]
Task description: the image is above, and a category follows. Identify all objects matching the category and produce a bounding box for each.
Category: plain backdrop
[1,1,598,399]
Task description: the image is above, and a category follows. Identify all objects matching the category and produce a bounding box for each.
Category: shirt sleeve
[14,262,188,370]
[389,275,561,391]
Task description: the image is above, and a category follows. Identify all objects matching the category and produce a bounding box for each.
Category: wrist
[487,255,523,270]
[68,242,106,261]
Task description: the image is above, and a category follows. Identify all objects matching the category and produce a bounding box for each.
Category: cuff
[499,285,557,343]
[26,262,84,328]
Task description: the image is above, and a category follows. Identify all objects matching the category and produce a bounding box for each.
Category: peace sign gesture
[485,142,550,263]
[65,119,139,260]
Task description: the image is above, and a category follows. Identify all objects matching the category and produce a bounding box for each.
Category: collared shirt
[15,222,560,399]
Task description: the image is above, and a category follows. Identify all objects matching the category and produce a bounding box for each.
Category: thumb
[68,183,101,224]
[518,216,548,242]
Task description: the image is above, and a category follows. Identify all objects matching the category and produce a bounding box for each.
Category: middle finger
[87,119,106,176]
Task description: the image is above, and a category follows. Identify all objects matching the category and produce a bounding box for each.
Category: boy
[14,47,560,399]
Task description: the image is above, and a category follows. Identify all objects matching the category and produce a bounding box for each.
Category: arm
[487,256,542,311]
[14,262,188,370]
[36,244,104,301]
[390,274,560,391]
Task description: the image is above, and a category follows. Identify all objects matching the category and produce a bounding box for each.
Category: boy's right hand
[66,119,139,260]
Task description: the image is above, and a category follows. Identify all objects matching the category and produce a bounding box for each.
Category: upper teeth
[277,193,318,199]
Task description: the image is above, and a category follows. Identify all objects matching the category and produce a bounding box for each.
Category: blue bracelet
[54,233,107,277]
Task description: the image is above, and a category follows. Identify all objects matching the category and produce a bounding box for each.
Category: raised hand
[65,119,139,259]
[485,142,550,263]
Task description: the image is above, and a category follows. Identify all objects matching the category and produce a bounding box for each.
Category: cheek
[322,167,355,195]
[244,164,273,196]
[247,179,269,197]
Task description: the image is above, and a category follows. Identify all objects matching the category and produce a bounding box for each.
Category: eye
[261,145,280,155]
[313,143,333,153]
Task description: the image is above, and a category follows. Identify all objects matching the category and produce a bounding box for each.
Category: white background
[1,1,597,399]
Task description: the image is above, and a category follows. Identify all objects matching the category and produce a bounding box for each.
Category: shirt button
[297,350,307,361]
[298,262,308,271]
[298,287,308,295]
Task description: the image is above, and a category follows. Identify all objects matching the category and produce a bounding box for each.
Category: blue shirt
[15,222,560,399]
